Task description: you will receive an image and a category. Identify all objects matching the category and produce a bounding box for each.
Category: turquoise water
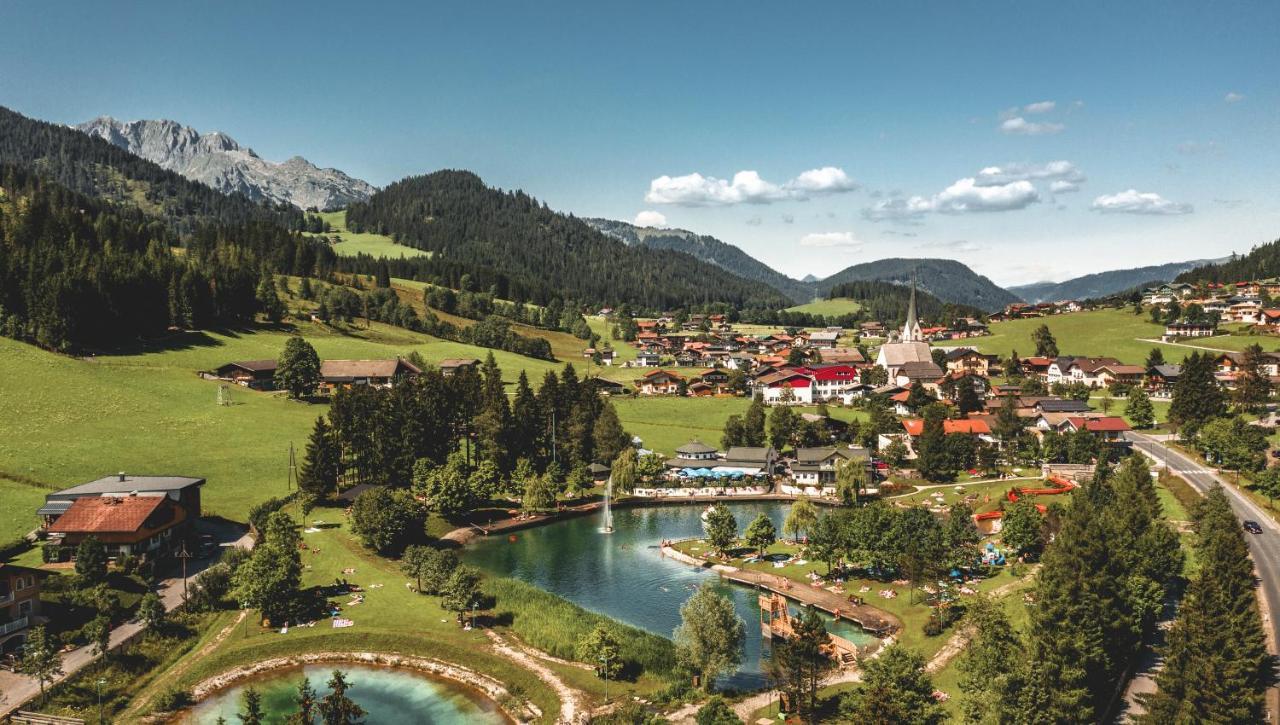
[185,664,506,724]
[463,502,878,689]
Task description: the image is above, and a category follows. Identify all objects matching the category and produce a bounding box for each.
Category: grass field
[316,210,431,259]
[0,320,570,539]
[784,297,863,317]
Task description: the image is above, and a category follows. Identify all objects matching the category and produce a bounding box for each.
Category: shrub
[154,686,192,711]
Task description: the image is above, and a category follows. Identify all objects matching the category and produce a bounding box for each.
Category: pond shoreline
[182,651,532,723]
[441,493,842,545]
[659,545,901,639]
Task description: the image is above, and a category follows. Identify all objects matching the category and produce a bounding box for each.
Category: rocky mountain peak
[76,116,375,211]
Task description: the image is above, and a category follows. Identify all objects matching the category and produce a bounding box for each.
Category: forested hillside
[344,171,791,311]
[1011,258,1217,302]
[0,165,327,351]
[585,217,813,303]
[0,105,304,234]
[824,280,984,325]
[813,258,1019,312]
[1176,241,1280,284]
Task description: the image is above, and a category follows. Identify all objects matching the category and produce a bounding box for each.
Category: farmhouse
[210,359,277,389]
[756,370,815,405]
[1146,364,1182,398]
[437,358,479,376]
[808,330,841,349]
[320,358,423,392]
[942,348,993,377]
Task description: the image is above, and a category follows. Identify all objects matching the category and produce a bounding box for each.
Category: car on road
[1244,520,1264,535]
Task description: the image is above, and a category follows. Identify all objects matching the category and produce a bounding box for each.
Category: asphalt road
[1123,431,1280,722]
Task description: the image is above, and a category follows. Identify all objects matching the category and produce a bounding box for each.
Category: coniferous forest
[344,170,793,311]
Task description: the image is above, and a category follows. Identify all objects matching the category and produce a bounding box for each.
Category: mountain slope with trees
[584,217,813,303]
[1176,240,1280,285]
[344,171,791,311]
[1010,258,1220,303]
[812,258,1020,312]
[0,105,304,234]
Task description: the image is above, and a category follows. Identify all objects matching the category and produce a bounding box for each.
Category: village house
[1145,364,1182,398]
[209,359,278,389]
[859,321,887,337]
[1227,298,1263,324]
[436,358,478,376]
[808,330,841,349]
[1018,356,1053,380]
[638,369,684,395]
[819,347,865,364]
[1093,363,1147,388]
[635,350,662,367]
[320,358,422,393]
[893,360,945,388]
[789,447,871,487]
[882,418,993,457]
[1162,320,1217,341]
[943,348,994,377]
[587,378,629,396]
[755,370,815,405]
[39,473,206,562]
[0,563,50,656]
[664,440,720,471]
[1057,416,1133,445]
[721,446,778,476]
[1045,356,1125,388]
[810,364,861,402]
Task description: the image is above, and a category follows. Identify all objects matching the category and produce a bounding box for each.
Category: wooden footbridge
[759,592,866,667]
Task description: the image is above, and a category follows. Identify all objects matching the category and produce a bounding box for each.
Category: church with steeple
[874,276,939,383]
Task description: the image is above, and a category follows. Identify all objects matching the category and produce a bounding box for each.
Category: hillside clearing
[316,209,431,259]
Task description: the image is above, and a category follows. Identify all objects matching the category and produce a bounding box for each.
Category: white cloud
[975,160,1085,187]
[1225,91,1245,104]
[862,196,933,222]
[799,231,863,249]
[1090,189,1193,215]
[863,177,1039,221]
[789,166,859,193]
[644,166,858,206]
[1023,100,1056,114]
[919,239,987,253]
[633,210,667,227]
[1000,117,1065,136]
[933,178,1040,213]
[1049,180,1080,194]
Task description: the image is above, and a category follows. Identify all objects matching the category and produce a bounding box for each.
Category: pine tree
[1234,343,1273,412]
[1125,387,1155,429]
[767,606,837,720]
[319,670,366,724]
[1169,351,1225,435]
[916,403,952,482]
[1140,487,1270,722]
[285,677,318,725]
[238,687,264,725]
[299,416,341,499]
[840,646,945,724]
[743,398,767,447]
[591,402,629,463]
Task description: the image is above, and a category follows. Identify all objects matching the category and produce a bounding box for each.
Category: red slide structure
[975,477,1075,523]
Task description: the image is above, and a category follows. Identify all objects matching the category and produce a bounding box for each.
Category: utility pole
[177,541,192,602]
[600,652,610,704]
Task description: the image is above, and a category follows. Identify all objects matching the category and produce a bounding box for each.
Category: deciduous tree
[674,583,745,691]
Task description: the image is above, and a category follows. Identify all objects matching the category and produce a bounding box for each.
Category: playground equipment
[973,476,1074,533]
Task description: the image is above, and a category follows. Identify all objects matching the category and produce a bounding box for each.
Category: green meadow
[0,320,566,541]
[316,209,431,259]
[947,307,1280,364]
[784,297,863,317]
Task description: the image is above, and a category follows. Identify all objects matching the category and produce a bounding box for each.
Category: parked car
[1243,520,1263,535]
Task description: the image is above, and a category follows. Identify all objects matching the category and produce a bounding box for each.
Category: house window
[18,599,32,616]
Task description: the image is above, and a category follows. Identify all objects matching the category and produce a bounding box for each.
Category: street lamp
[97,676,106,723]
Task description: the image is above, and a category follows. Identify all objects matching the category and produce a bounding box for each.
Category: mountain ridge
[76,116,376,211]
[584,218,813,303]
[1009,258,1224,302]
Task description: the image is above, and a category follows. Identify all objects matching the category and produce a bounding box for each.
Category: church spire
[902,273,921,342]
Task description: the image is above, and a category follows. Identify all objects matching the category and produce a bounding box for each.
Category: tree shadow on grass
[84,321,301,359]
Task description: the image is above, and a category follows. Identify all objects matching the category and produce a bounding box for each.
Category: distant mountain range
[585,219,1019,312]
[1009,258,1224,303]
[76,117,376,211]
[585,218,815,303]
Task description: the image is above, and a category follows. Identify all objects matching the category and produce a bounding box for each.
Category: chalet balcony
[0,616,29,636]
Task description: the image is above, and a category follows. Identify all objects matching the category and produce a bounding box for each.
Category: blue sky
[2,1,1277,286]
